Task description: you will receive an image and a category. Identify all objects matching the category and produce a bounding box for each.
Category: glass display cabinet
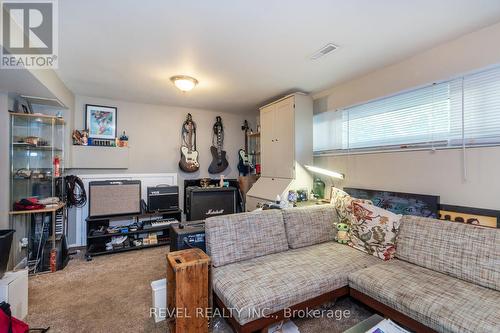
[10,113,65,204]
[248,132,261,175]
[9,112,66,274]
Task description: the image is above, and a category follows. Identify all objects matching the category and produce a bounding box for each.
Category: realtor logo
[1,0,58,68]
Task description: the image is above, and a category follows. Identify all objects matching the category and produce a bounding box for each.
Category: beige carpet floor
[26,246,374,333]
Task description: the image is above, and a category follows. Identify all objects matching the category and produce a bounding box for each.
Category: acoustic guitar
[208,116,229,174]
[179,113,200,172]
[238,120,254,175]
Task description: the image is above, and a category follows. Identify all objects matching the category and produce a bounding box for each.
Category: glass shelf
[9,112,65,125]
[13,144,63,152]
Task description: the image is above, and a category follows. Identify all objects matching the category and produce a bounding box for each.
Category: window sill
[313,143,500,157]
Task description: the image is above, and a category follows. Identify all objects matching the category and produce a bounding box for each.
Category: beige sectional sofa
[204,205,500,333]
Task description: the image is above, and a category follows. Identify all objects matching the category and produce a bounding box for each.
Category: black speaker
[185,187,237,221]
[147,186,179,212]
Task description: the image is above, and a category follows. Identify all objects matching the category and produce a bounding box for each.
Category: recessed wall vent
[310,43,338,60]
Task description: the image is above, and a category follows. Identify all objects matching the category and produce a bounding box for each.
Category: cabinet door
[260,104,276,178]
[273,97,295,178]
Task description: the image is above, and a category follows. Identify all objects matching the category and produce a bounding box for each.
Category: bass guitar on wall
[179,113,200,173]
[238,120,253,175]
[208,116,229,174]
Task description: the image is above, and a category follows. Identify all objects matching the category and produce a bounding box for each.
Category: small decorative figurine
[336,223,349,244]
[200,178,211,188]
[119,131,129,147]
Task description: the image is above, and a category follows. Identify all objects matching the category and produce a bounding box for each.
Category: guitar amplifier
[185,186,237,221]
[147,186,179,212]
[88,180,141,218]
[169,221,205,252]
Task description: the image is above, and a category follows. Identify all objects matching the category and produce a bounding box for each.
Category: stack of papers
[268,320,300,333]
[366,319,410,333]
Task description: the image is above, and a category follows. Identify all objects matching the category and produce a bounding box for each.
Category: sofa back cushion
[396,215,500,291]
[205,209,289,267]
[282,205,337,249]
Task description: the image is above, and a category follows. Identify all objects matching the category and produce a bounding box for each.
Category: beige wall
[71,95,253,181]
[313,22,500,210]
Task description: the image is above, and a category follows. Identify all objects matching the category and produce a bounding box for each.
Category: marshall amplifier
[147,186,179,212]
[170,221,205,252]
[185,186,237,221]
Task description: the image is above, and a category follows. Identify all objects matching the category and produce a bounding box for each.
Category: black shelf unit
[87,241,169,256]
[85,209,182,259]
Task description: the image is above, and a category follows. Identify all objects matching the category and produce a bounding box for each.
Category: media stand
[85,209,182,260]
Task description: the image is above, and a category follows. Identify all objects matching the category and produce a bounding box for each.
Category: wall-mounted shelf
[71,145,129,169]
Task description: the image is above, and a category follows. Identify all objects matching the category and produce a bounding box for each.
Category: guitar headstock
[241,120,249,132]
[184,114,194,131]
[214,116,223,134]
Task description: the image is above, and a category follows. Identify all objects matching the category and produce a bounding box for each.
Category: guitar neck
[187,123,194,151]
[217,126,222,157]
[244,130,249,153]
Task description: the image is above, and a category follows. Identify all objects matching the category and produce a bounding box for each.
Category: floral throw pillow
[330,187,373,224]
[330,187,353,224]
[349,202,402,260]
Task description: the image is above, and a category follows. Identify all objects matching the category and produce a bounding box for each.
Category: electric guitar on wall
[238,120,253,175]
[179,113,200,173]
[208,116,229,174]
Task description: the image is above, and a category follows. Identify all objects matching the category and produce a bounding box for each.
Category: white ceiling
[56,0,500,114]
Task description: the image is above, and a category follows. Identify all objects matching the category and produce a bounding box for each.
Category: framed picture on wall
[438,204,500,228]
[85,104,117,139]
[344,187,440,218]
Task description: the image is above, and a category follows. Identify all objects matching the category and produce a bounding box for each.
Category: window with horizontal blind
[313,65,500,154]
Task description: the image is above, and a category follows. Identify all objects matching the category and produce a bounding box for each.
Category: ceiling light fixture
[305,165,344,180]
[170,75,198,92]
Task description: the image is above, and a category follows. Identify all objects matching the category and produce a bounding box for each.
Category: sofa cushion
[282,205,337,249]
[349,202,402,260]
[205,209,288,267]
[349,260,500,333]
[396,215,500,291]
[212,241,379,325]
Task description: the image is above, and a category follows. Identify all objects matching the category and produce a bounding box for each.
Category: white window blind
[449,69,500,145]
[314,65,500,153]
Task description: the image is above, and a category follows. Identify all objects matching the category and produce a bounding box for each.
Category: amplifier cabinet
[170,221,205,252]
[147,186,179,212]
[185,187,237,221]
[88,180,141,218]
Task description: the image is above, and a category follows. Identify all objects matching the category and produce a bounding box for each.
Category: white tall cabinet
[260,93,312,179]
[260,96,295,178]
[246,93,313,209]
